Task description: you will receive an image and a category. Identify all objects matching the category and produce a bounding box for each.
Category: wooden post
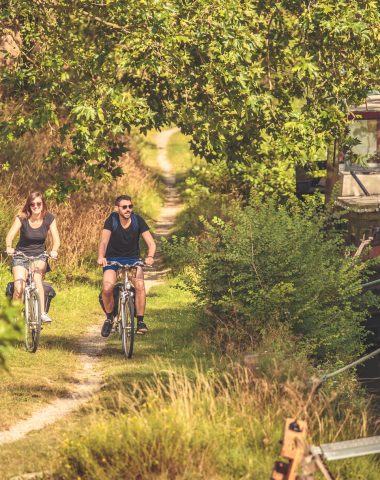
[271,419,308,480]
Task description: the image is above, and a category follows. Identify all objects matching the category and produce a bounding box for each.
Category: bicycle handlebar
[105,260,147,268]
[7,251,55,261]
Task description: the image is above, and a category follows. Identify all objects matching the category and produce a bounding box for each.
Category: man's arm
[141,230,156,266]
[97,229,112,266]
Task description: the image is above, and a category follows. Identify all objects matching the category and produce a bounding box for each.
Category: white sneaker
[41,312,52,323]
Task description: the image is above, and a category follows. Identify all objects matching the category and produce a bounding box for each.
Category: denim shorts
[103,256,141,272]
[11,254,51,273]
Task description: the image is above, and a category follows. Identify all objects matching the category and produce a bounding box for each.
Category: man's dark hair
[114,194,132,206]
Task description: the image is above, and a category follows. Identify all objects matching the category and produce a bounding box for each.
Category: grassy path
[0,129,205,478]
[0,129,180,442]
[0,281,209,479]
[1,132,379,480]
[0,283,103,431]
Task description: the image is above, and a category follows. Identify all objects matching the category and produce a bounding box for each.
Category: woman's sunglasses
[30,202,42,208]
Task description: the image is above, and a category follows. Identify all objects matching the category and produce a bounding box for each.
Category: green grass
[0,279,213,478]
[0,278,379,480]
[53,282,380,480]
[136,130,161,175]
[98,279,213,393]
[0,408,85,479]
[0,279,102,428]
[166,131,198,181]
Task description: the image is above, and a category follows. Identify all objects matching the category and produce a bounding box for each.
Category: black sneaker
[101,318,113,337]
[136,321,148,335]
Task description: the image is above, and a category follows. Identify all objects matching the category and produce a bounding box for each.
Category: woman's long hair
[20,191,48,219]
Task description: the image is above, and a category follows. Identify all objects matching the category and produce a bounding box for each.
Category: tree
[1,0,379,197]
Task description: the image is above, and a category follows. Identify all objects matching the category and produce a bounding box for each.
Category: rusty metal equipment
[271,418,380,480]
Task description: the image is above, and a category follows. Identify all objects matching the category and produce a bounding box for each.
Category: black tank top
[15,213,55,256]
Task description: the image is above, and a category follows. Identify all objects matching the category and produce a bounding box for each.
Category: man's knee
[134,279,145,292]
[102,283,114,296]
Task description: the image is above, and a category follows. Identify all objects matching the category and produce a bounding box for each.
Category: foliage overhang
[1,0,379,197]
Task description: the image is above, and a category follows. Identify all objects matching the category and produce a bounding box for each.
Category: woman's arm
[5,217,22,254]
[49,219,60,257]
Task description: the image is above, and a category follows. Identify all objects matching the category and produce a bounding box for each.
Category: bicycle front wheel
[121,295,135,359]
[25,289,41,353]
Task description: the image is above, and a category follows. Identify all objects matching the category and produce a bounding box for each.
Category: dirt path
[0,128,180,446]
[145,127,181,290]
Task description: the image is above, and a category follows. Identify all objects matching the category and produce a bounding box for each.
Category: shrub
[163,200,377,365]
[172,191,241,239]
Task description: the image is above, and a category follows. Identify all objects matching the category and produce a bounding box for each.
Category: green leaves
[1,0,379,198]
[165,198,374,364]
[71,105,96,122]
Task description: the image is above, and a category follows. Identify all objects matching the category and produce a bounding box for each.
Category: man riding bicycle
[97,195,156,337]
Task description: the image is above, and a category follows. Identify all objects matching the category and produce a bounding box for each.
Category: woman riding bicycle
[5,191,60,323]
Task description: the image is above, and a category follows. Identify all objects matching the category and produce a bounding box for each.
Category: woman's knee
[13,279,25,298]
[34,274,43,287]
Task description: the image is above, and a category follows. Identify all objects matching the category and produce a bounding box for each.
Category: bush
[172,191,241,239]
[163,200,377,365]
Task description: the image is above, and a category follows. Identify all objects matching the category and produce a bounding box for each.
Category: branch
[33,1,129,32]
[266,9,277,91]
[81,9,129,32]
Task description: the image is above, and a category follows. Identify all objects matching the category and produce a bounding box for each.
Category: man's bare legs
[133,266,146,315]
[133,267,148,333]
[102,269,117,314]
[101,266,148,337]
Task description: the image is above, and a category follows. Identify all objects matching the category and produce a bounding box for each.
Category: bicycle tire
[121,294,135,359]
[117,294,123,340]
[25,289,41,353]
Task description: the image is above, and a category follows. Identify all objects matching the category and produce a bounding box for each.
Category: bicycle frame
[10,251,50,353]
[105,260,144,358]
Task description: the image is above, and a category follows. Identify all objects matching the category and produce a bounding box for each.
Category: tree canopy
[1,0,379,197]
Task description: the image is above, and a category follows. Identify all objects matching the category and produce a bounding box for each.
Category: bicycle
[8,251,53,353]
[104,260,146,359]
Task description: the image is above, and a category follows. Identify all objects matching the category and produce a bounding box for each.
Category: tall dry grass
[0,129,162,270]
[54,361,379,480]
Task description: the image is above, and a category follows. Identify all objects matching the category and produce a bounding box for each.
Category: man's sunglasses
[119,204,133,210]
[30,202,42,207]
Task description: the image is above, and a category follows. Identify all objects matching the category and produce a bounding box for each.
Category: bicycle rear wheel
[25,289,41,353]
[121,295,135,359]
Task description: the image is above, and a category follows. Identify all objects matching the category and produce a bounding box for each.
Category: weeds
[55,361,379,479]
